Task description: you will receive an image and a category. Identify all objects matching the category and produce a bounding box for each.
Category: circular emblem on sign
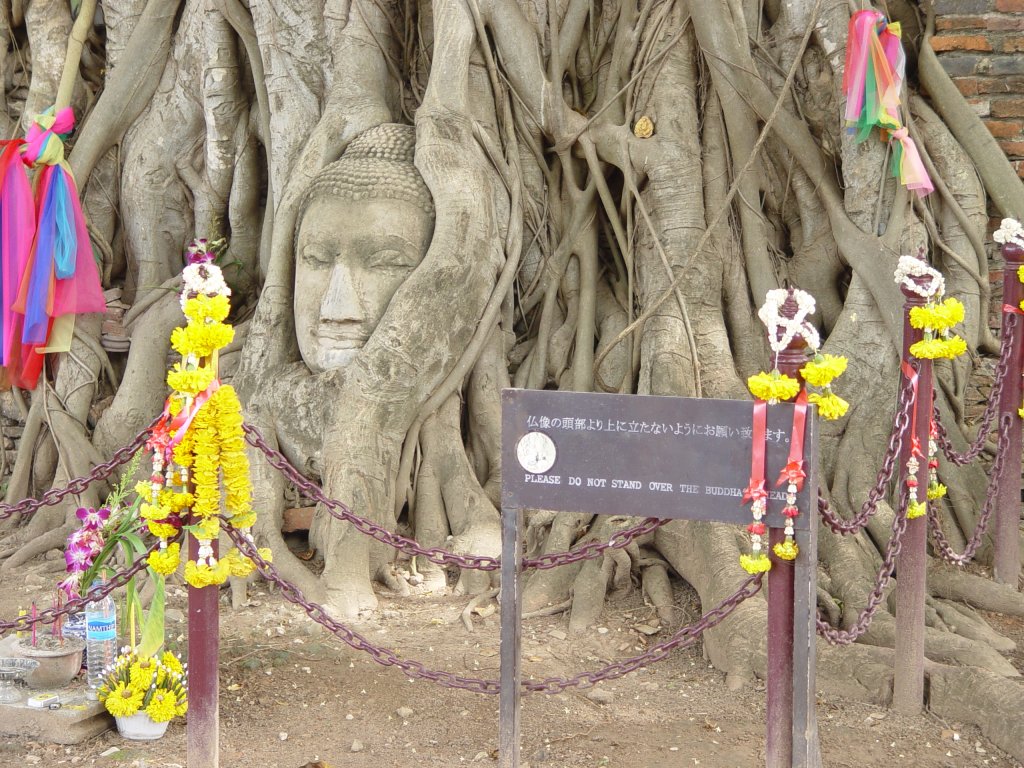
[516,432,557,474]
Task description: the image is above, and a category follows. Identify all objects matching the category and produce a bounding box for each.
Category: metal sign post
[499,388,820,768]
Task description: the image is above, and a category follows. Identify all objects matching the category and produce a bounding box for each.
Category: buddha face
[294,196,433,373]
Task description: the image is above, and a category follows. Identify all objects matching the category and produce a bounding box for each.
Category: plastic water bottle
[63,612,88,672]
[85,581,117,698]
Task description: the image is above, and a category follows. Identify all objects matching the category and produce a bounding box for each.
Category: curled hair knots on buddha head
[297,123,434,220]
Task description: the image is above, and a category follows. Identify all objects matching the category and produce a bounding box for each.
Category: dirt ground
[1,558,1022,768]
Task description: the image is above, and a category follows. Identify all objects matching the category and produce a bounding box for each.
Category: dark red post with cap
[187,527,219,764]
[766,291,806,768]
[996,241,1024,587]
[893,272,932,714]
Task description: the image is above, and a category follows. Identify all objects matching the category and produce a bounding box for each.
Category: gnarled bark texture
[0,0,1021,755]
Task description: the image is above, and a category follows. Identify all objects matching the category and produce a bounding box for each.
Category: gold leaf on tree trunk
[633,116,654,138]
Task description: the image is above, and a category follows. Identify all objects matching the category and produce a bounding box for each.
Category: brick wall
[933,1,1024,177]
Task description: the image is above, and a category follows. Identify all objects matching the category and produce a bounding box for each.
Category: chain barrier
[816,486,909,645]
[223,521,762,694]
[0,419,157,521]
[817,372,915,535]
[242,423,668,572]
[0,535,172,635]
[928,413,1014,566]
[931,312,1016,466]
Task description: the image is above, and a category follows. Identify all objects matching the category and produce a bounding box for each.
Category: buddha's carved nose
[320,263,364,326]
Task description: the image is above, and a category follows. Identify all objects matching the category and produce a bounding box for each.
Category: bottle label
[87,618,116,641]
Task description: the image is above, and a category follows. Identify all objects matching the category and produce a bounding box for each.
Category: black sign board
[501,388,817,530]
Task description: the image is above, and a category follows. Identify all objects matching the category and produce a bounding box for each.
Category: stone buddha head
[294,123,434,373]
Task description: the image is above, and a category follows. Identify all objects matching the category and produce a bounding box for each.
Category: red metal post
[995,242,1024,587]
[187,533,219,768]
[765,293,806,768]
[766,527,796,768]
[893,275,932,714]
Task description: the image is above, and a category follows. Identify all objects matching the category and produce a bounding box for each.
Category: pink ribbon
[743,401,768,505]
[901,360,923,458]
[777,389,809,492]
[890,127,934,197]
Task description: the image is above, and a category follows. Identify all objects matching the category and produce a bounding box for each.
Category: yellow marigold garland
[800,353,847,387]
[739,553,772,574]
[772,540,799,561]
[807,392,849,421]
[909,298,964,332]
[166,363,217,396]
[909,336,967,360]
[170,322,234,359]
[142,239,267,590]
[747,371,800,403]
[147,542,181,576]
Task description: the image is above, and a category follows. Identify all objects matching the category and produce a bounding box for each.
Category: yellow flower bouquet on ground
[97,648,188,737]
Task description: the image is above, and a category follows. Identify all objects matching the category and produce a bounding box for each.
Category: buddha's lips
[316,327,368,346]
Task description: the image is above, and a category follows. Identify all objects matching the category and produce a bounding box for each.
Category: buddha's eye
[369,249,418,269]
[301,247,333,268]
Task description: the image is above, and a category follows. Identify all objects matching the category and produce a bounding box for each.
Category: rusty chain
[0,418,157,521]
[0,535,173,635]
[243,423,668,572]
[816,486,909,645]
[928,413,1013,566]
[931,312,1016,466]
[817,371,915,535]
[224,521,761,695]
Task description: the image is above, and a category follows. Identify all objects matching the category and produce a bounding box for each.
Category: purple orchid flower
[186,239,215,265]
[69,527,103,555]
[75,506,110,531]
[64,540,93,573]
[57,574,80,599]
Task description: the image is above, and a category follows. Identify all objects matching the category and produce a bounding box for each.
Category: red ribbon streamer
[777,389,808,491]
[1002,303,1024,316]
[743,400,768,504]
[147,380,221,460]
[900,360,923,458]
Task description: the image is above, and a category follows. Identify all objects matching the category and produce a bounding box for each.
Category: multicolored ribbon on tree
[843,10,933,197]
[0,107,105,389]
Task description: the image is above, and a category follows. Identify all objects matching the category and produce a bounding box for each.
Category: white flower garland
[180,263,231,310]
[993,217,1024,248]
[893,254,943,299]
[758,288,820,352]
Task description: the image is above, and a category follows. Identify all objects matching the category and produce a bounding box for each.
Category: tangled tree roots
[0,0,1021,757]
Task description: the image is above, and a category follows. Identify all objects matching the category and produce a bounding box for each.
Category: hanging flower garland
[926,421,946,502]
[990,218,1024,419]
[740,289,849,575]
[140,239,270,588]
[746,289,849,418]
[892,252,961,519]
[894,254,967,361]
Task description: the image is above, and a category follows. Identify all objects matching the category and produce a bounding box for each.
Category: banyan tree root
[0,0,1018,740]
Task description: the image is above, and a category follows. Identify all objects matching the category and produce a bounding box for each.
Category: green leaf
[121,532,146,557]
[138,575,165,657]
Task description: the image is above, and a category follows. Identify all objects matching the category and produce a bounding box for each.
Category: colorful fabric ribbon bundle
[0,107,105,389]
[842,10,934,197]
